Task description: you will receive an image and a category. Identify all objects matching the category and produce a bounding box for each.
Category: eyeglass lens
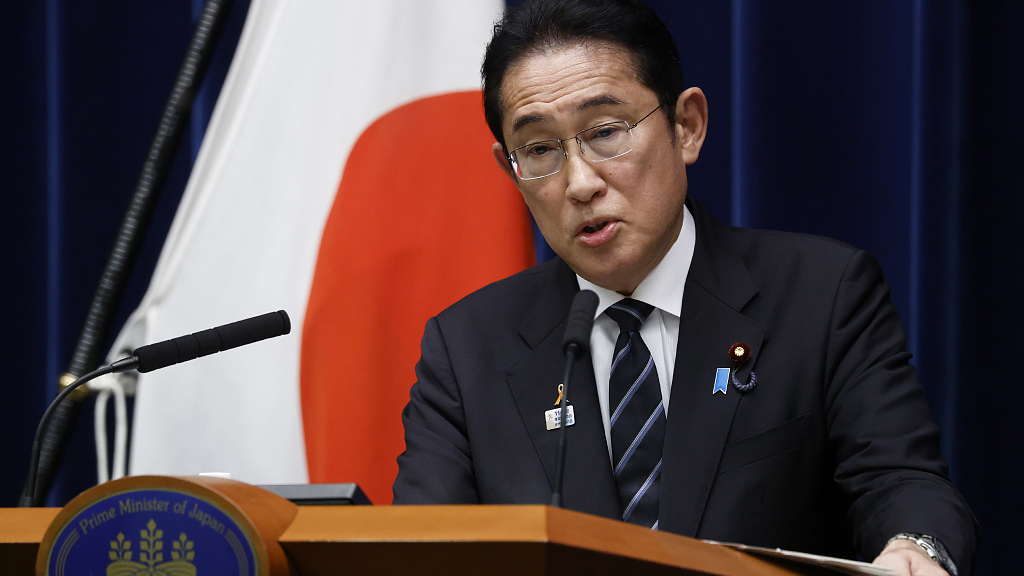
[512,121,634,179]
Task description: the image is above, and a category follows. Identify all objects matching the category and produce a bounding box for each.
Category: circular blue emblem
[45,488,258,576]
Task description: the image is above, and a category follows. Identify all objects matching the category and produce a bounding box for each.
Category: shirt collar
[576,204,695,318]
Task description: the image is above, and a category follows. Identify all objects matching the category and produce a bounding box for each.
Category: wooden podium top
[0,508,60,575]
[3,504,830,576]
[279,505,803,576]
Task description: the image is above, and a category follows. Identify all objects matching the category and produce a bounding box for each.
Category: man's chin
[573,266,642,296]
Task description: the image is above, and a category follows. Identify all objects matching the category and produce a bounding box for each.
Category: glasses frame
[507,105,663,181]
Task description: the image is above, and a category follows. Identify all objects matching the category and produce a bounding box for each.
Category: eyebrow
[510,95,626,134]
[511,114,545,134]
[578,94,624,111]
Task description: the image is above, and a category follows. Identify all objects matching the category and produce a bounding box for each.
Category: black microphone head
[133,310,292,373]
[277,310,291,334]
[562,289,599,356]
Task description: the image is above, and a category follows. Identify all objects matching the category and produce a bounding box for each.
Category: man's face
[493,43,706,295]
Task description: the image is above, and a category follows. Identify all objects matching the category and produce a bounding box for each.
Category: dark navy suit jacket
[393,196,979,571]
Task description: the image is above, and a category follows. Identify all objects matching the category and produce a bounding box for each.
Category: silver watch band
[886,533,958,576]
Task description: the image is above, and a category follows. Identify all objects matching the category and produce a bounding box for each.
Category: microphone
[132,310,291,373]
[550,290,598,508]
[19,310,291,507]
[562,290,598,358]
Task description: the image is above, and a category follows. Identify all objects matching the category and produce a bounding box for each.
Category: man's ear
[492,142,518,182]
[674,87,708,165]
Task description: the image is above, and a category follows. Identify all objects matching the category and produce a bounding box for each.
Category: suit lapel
[659,197,766,537]
[505,259,620,520]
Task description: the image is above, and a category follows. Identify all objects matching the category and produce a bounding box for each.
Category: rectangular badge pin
[545,405,575,430]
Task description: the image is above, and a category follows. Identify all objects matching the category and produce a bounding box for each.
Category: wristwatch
[886,533,958,576]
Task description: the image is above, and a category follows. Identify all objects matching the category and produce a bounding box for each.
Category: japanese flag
[112,0,533,506]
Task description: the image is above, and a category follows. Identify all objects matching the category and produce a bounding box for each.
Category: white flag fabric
[109,0,534,505]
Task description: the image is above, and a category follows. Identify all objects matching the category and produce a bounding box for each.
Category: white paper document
[703,541,897,575]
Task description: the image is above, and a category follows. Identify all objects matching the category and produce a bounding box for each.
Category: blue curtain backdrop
[2,1,1021,574]
[0,0,251,505]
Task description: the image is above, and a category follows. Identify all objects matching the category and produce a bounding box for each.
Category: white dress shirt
[576,205,696,457]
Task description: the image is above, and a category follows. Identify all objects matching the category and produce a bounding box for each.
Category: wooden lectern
[0,477,840,575]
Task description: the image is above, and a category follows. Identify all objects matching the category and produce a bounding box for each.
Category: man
[393,1,979,574]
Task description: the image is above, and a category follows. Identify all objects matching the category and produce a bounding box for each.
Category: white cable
[90,373,130,484]
[111,378,128,480]
[94,388,111,484]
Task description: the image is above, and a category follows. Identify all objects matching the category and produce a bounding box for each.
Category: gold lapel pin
[728,342,757,392]
[729,342,751,364]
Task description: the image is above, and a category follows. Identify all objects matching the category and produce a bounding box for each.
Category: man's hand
[873,538,950,576]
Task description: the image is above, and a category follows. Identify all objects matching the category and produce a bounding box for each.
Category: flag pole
[23,0,239,506]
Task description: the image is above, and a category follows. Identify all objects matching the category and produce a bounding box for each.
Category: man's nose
[563,146,606,203]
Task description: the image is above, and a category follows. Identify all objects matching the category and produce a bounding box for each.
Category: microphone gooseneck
[20,363,134,507]
[551,290,599,508]
[19,310,291,507]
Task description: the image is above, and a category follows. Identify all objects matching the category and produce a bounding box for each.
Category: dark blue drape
[0,0,249,506]
[2,2,1021,574]
[657,3,1022,574]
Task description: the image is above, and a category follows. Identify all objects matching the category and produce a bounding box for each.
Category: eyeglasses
[507,105,662,180]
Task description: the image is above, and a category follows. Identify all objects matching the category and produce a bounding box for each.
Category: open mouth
[581,221,610,234]
[576,219,618,247]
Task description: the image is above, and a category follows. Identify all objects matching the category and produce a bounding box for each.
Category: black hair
[482,0,686,151]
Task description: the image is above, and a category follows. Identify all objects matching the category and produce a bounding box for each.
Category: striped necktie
[606,299,665,529]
